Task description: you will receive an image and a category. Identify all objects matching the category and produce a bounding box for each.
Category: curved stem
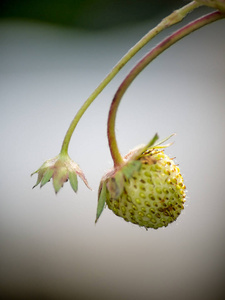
[60,1,201,155]
[107,10,224,167]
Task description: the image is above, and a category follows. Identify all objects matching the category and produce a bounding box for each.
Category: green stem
[60,1,201,155]
[107,10,224,167]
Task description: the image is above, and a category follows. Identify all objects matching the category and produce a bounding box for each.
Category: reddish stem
[107,10,224,167]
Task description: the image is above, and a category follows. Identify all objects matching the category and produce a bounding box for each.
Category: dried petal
[107,171,124,199]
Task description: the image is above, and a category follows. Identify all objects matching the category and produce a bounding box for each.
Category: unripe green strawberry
[96,136,186,229]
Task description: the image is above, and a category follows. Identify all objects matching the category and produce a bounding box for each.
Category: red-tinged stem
[59,1,201,155]
[107,10,225,167]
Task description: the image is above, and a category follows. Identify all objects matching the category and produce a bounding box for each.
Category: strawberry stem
[107,10,224,166]
[59,1,201,156]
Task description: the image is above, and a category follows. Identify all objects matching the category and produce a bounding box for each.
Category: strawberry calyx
[31,153,91,194]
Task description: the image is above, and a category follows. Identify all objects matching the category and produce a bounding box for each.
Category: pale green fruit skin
[106,150,186,229]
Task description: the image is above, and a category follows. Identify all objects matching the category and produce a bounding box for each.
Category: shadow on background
[1,0,181,29]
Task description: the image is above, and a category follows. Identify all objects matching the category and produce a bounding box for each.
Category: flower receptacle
[31,153,91,194]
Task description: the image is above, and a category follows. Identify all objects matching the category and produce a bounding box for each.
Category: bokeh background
[1,1,225,299]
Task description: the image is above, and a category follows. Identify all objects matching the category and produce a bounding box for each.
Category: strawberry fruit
[96,135,186,229]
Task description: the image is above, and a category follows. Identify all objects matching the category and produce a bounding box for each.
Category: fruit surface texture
[105,149,186,229]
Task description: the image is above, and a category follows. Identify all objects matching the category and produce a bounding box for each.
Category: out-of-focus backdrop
[1,1,225,299]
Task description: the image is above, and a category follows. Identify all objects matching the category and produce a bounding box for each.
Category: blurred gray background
[0,1,225,299]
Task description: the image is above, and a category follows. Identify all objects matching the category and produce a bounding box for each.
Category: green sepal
[53,176,62,194]
[53,167,68,194]
[32,170,43,188]
[132,133,159,160]
[139,133,175,157]
[40,168,54,187]
[145,133,159,149]
[95,182,107,223]
[107,171,124,199]
[122,160,142,179]
[152,133,175,149]
[69,171,78,193]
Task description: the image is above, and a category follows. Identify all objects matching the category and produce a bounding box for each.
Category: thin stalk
[107,10,224,167]
[60,1,201,155]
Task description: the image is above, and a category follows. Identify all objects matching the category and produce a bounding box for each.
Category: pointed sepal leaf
[53,166,68,194]
[32,170,43,189]
[129,133,176,161]
[135,133,159,157]
[69,171,78,193]
[75,165,92,191]
[122,160,142,179]
[146,133,159,149]
[152,133,175,149]
[40,168,54,187]
[129,133,159,161]
[95,182,107,223]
